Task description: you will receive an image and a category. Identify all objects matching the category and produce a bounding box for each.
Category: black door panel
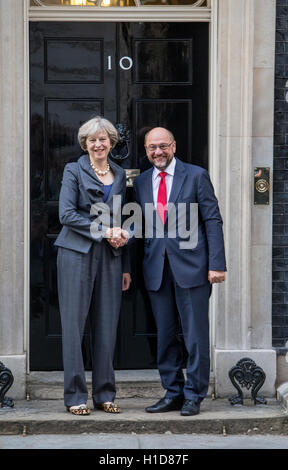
[117,22,208,170]
[30,22,117,370]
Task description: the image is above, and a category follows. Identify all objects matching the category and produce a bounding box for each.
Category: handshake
[104,227,129,249]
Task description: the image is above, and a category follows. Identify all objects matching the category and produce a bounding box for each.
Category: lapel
[141,167,154,205]
[78,154,104,197]
[168,157,187,205]
[106,157,124,203]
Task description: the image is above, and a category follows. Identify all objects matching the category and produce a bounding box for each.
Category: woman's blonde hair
[78,116,118,150]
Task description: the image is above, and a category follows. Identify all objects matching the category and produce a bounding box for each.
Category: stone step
[26,370,215,400]
[0,398,287,436]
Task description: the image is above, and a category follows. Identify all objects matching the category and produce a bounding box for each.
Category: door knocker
[110,124,131,161]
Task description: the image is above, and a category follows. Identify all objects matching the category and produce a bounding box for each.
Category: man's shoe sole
[180,410,200,416]
[145,404,183,413]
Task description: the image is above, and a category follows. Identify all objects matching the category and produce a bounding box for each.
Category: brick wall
[273,0,288,349]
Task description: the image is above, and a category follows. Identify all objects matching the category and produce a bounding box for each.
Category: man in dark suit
[133,127,226,416]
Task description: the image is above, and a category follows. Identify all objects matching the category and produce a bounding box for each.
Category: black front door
[30,21,208,370]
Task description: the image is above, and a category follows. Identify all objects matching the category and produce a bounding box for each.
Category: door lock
[254,167,270,205]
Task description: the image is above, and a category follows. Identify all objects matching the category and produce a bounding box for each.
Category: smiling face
[86,130,112,164]
[145,128,176,171]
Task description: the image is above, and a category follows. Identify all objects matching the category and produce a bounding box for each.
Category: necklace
[90,160,110,176]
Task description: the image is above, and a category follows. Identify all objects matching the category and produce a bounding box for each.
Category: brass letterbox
[125,169,140,187]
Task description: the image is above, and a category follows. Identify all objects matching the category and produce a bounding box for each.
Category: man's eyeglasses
[145,142,174,152]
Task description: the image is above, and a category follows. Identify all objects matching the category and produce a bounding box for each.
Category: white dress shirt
[152,157,176,208]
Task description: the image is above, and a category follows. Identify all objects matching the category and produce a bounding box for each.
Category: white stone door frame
[0,0,276,399]
[212,0,277,397]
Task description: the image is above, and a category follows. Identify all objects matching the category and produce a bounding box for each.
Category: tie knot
[159,172,167,179]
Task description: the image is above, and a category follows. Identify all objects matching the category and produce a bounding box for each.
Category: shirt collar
[152,157,176,181]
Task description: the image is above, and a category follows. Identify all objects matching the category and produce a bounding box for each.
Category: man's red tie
[157,172,167,224]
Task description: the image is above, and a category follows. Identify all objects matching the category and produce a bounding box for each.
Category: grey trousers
[57,242,122,407]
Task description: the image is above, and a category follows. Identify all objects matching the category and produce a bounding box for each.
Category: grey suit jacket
[55,154,130,272]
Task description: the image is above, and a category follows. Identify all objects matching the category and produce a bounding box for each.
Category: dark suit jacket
[55,154,130,272]
[133,157,226,291]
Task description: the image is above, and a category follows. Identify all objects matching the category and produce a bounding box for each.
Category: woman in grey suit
[55,116,131,416]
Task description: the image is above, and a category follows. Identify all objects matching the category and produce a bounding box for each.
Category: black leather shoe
[145,396,184,413]
[180,400,200,416]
